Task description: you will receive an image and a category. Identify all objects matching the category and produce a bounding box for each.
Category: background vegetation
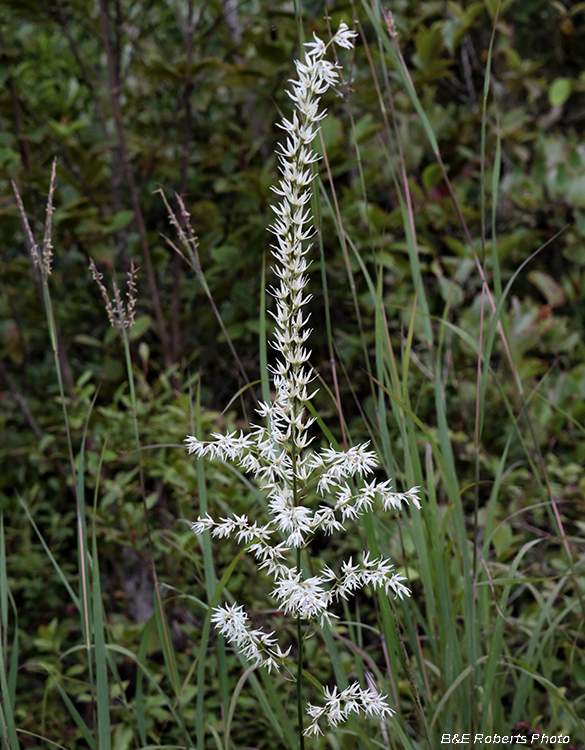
[1,0,584,748]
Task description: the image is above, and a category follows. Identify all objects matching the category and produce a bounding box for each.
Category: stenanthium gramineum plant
[186,22,421,741]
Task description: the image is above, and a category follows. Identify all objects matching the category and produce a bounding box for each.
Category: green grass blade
[374,270,396,479]
[135,618,154,747]
[254,669,296,746]
[106,644,193,735]
[429,665,475,730]
[0,513,19,715]
[91,526,111,750]
[0,547,20,750]
[192,376,230,740]
[509,575,573,724]
[259,253,271,406]
[17,495,79,608]
[195,549,242,750]
[5,589,18,714]
[12,729,68,749]
[77,421,94,666]
[506,658,585,731]
[224,665,255,749]
[0,513,7,646]
[480,2,500,262]
[50,670,96,749]
[152,586,180,697]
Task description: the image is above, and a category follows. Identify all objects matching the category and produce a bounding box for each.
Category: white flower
[333,21,358,50]
[191,515,214,536]
[336,557,363,600]
[380,485,422,510]
[272,570,331,622]
[184,435,208,457]
[269,490,314,547]
[211,603,290,673]
[250,540,290,574]
[313,505,344,535]
[316,443,378,494]
[387,572,411,600]
[304,32,326,58]
[304,681,394,736]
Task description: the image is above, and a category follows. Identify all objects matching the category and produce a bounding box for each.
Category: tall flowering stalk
[186,22,421,741]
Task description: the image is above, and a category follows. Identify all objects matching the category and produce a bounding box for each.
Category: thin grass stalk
[361,5,578,732]
[0,516,20,750]
[13,164,101,740]
[367,5,578,588]
[46,666,96,748]
[477,442,512,734]
[0,514,8,678]
[509,575,576,724]
[192,378,230,737]
[393,301,437,727]
[477,229,580,588]
[224,665,255,750]
[156,188,252,396]
[479,1,501,266]
[363,7,479,726]
[120,329,197,746]
[331,340,376,449]
[195,550,248,750]
[76,423,97,726]
[318,132,374,392]
[369,369,466,730]
[326,30,384,422]
[374,63,467,731]
[91,527,111,750]
[90,253,194,744]
[362,0,516,377]
[292,0,304,50]
[471,278,488,733]
[105,641,198,736]
[375,284,399,478]
[5,597,18,722]
[297,608,304,750]
[259,255,271,406]
[474,10,501,729]
[313,165,347,448]
[505,659,584,732]
[491,121,503,299]
[97,0,173,366]
[375,145,467,726]
[359,506,429,738]
[12,161,76,485]
[373,296,410,717]
[135,620,153,746]
[254,667,297,747]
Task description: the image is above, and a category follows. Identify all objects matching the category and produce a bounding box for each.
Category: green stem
[121,331,191,746]
[291,433,304,748]
[296,549,304,750]
[42,278,76,487]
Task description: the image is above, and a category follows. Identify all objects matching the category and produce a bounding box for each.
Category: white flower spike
[186,21,421,737]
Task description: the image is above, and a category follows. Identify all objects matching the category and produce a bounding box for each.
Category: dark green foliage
[1,1,585,747]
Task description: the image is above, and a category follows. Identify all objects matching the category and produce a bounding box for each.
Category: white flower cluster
[211,603,291,673]
[304,682,395,737]
[188,435,421,551]
[187,20,420,736]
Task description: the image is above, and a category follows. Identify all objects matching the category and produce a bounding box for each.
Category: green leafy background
[1,0,584,748]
